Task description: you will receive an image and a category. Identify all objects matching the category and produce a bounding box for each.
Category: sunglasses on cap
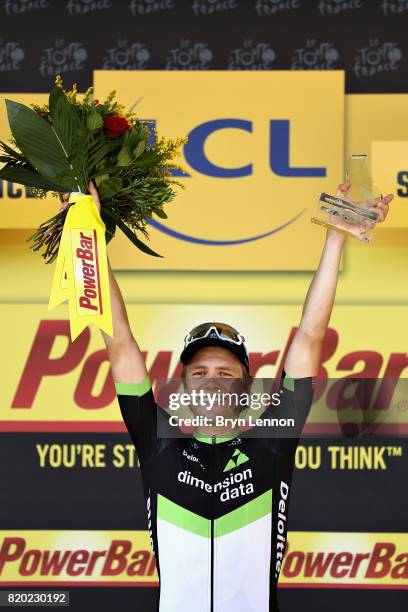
[184,322,246,348]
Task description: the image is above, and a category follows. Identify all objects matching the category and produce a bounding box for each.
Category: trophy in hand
[312,154,382,243]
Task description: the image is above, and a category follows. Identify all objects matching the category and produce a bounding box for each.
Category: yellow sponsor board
[0,530,156,585]
[372,141,408,228]
[94,70,345,270]
[346,94,408,159]
[346,94,408,229]
[1,304,407,430]
[2,87,408,270]
[0,531,406,588]
[280,532,408,588]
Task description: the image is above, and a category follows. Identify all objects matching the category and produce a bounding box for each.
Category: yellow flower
[55,75,64,89]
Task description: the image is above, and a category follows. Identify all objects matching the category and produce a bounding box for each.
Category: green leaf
[98,177,123,198]
[87,112,103,131]
[0,165,66,191]
[85,141,120,175]
[0,140,26,163]
[52,169,83,191]
[95,173,109,188]
[117,147,132,166]
[90,165,120,179]
[101,209,116,244]
[133,150,162,168]
[50,88,81,159]
[48,85,61,116]
[126,127,139,150]
[154,208,168,219]
[6,99,72,185]
[103,209,162,257]
[133,140,146,159]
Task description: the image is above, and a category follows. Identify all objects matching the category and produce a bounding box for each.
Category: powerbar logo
[281,534,408,585]
[0,535,156,582]
[72,229,102,316]
[1,532,407,586]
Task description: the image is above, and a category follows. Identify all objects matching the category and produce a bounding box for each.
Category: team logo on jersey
[223,449,249,472]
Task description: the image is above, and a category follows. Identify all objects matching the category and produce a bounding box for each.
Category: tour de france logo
[317,0,364,16]
[353,39,402,78]
[38,39,87,77]
[129,0,175,16]
[165,39,213,70]
[381,0,408,16]
[228,39,276,70]
[102,39,150,70]
[254,0,300,16]
[192,0,238,16]
[3,0,48,15]
[291,39,339,70]
[0,39,24,72]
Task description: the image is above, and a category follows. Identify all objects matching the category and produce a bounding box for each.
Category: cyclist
[63,181,391,612]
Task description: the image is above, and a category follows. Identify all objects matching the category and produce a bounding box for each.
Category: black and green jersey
[115,370,314,612]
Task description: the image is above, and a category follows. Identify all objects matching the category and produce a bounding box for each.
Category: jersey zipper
[210,434,216,612]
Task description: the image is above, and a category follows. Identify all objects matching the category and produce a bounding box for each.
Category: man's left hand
[329,182,394,238]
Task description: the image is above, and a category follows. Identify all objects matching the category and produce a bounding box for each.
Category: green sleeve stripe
[283,375,295,392]
[115,376,152,396]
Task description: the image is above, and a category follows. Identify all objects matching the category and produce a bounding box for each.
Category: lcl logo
[143,118,327,245]
[145,118,326,178]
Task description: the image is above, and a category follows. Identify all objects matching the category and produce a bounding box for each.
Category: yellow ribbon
[48,193,113,342]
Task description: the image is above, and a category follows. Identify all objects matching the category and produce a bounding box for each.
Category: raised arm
[284,183,393,379]
[63,182,148,384]
[102,256,148,384]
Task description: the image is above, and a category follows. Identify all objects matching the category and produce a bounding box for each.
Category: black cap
[180,329,250,372]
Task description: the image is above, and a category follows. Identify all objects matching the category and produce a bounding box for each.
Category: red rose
[104,114,130,138]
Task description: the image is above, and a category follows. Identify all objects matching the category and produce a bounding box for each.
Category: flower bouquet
[0,76,186,262]
[0,77,186,340]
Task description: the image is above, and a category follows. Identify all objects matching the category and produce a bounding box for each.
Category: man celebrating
[65,181,392,611]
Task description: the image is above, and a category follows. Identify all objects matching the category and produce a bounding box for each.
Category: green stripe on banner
[157,494,210,538]
[215,489,272,537]
[115,376,152,396]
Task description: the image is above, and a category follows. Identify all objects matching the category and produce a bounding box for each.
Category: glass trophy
[312,154,381,243]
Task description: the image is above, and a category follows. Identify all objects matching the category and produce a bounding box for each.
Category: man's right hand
[87,180,102,213]
[60,180,101,213]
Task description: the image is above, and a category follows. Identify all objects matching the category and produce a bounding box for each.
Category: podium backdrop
[1,3,408,611]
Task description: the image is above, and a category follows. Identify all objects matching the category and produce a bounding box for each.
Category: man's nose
[202,379,220,390]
